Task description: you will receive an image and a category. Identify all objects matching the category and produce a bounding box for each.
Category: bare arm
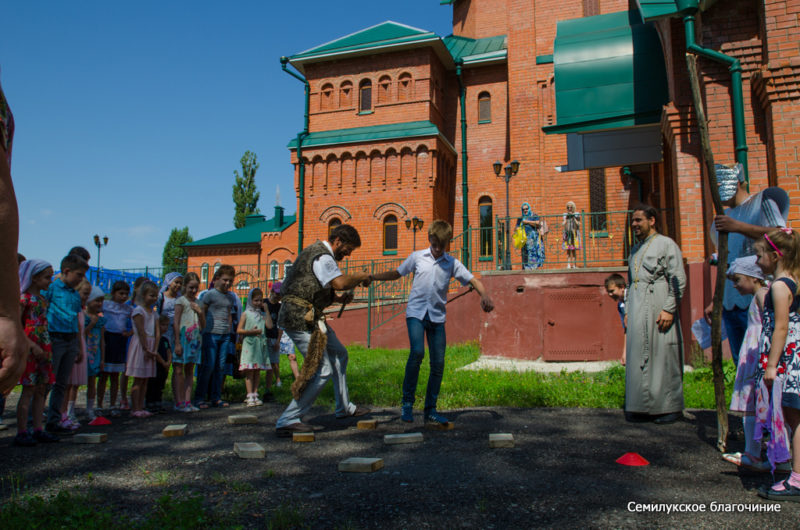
[468,278,494,312]
[765,281,792,387]
[371,270,402,282]
[330,272,371,291]
[0,142,25,393]
[173,302,184,356]
[236,312,261,337]
[713,216,779,239]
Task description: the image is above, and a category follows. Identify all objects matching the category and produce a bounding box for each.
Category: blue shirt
[397,248,474,323]
[44,279,82,333]
[102,300,133,333]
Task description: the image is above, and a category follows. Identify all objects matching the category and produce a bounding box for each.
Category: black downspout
[281,56,310,254]
[455,60,470,265]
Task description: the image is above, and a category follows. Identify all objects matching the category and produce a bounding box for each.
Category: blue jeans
[403,315,446,413]
[196,333,230,403]
[723,307,748,367]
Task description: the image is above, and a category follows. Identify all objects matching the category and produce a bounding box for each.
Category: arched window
[479,196,494,258]
[378,75,391,104]
[328,217,342,238]
[201,263,209,284]
[478,92,491,123]
[383,214,398,253]
[269,260,279,280]
[340,81,353,108]
[320,83,334,110]
[214,262,221,274]
[283,260,293,279]
[359,79,372,113]
[398,72,412,101]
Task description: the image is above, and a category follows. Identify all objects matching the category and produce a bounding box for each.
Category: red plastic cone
[89,416,111,426]
[616,452,649,466]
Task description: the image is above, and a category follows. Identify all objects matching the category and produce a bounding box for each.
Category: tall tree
[162,226,193,275]
[232,150,260,228]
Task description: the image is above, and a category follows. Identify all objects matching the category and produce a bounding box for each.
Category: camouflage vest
[277,241,336,332]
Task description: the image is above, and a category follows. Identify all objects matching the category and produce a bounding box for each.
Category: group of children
[606,228,800,501]
[7,248,297,446]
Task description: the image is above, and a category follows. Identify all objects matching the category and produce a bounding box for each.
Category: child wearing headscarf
[237,288,274,406]
[15,260,59,446]
[84,286,106,420]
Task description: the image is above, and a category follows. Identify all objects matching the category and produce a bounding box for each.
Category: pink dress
[729,292,763,412]
[125,307,156,378]
[68,310,88,385]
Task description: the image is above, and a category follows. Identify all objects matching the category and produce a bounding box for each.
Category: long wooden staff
[687,54,729,451]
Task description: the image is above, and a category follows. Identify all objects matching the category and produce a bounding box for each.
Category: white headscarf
[88,285,105,302]
[18,259,52,294]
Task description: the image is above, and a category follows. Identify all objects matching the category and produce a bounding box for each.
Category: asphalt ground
[0,398,798,528]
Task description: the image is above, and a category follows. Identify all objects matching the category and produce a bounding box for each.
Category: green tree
[162,226,193,274]
[232,150,261,228]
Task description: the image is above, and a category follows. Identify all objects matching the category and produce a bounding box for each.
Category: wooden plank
[234,442,265,459]
[162,424,188,437]
[489,433,515,448]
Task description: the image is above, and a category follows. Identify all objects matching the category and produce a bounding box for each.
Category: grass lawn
[217,342,735,411]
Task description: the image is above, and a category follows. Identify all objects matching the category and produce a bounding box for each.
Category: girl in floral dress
[562,201,581,269]
[722,256,770,471]
[754,228,800,501]
[15,260,59,446]
[172,272,205,412]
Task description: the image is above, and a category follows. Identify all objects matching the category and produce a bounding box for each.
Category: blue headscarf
[160,272,183,294]
[245,287,263,312]
[18,259,52,294]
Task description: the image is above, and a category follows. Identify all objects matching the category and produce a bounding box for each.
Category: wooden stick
[686,53,729,452]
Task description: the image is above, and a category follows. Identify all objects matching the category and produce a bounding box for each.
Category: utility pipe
[455,60,470,265]
[681,4,749,188]
[280,56,310,253]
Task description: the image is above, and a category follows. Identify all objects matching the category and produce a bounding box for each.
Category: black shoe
[625,412,651,423]
[13,432,37,447]
[653,412,682,425]
[45,423,75,435]
[275,422,315,438]
[758,480,800,501]
[261,391,275,402]
[32,430,60,443]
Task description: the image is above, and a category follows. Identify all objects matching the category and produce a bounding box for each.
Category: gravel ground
[0,397,798,528]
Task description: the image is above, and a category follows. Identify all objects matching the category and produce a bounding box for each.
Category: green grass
[210,341,735,411]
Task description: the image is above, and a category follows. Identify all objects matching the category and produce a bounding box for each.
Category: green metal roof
[543,10,670,135]
[444,35,507,64]
[634,0,718,21]
[291,21,439,61]
[287,120,455,153]
[185,213,296,247]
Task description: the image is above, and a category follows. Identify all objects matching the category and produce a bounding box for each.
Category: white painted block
[234,442,265,459]
[338,457,384,473]
[489,433,515,448]
[384,432,424,445]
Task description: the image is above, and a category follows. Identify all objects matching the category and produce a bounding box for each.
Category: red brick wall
[452,0,509,39]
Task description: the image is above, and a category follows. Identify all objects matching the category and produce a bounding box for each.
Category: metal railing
[89,208,670,346]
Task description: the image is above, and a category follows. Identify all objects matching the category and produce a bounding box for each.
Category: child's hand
[765,366,778,387]
[123,330,134,337]
[29,339,45,360]
[89,314,99,326]
[174,344,183,357]
[190,302,202,314]
[75,352,83,363]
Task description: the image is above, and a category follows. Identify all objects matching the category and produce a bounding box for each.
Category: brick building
[187,0,800,358]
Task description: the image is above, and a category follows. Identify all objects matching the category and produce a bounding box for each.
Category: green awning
[543,10,669,135]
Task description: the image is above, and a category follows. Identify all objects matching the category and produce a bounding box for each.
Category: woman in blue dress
[516,202,545,269]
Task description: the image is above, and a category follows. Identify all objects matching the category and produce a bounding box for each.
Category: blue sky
[3,1,453,270]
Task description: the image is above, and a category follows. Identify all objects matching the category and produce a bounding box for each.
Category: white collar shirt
[397,247,474,323]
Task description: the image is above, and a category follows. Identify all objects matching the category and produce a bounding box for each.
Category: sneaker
[119,400,131,411]
[252,396,263,406]
[186,403,200,412]
[13,432,37,447]
[174,403,188,412]
[275,422,316,438]
[261,391,275,402]
[86,409,97,421]
[32,430,60,443]
[424,410,449,426]
[246,395,258,407]
[401,403,414,423]
[59,419,80,431]
[275,380,282,388]
[110,408,122,418]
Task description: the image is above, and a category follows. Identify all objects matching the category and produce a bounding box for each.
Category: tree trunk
[686,54,729,451]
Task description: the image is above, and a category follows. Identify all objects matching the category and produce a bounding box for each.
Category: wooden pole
[686,54,729,451]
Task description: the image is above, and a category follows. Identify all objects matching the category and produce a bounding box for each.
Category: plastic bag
[512,226,527,249]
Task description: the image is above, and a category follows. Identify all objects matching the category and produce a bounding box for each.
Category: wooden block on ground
[425,421,455,431]
[338,457,384,473]
[384,432,424,445]
[293,432,315,442]
[357,419,377,430]
[228,414,258,425]
[162,424,188,437]
[74,432,107,444]
[234,442,265,459]
[489,433,515,448]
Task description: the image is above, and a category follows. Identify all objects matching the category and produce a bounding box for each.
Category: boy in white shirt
[371,220,494,426]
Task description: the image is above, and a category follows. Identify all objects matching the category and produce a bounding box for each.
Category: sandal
[195,401,210,410]
[212,400,230,408]
[758,479,800,501]
[722,452,770,472]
